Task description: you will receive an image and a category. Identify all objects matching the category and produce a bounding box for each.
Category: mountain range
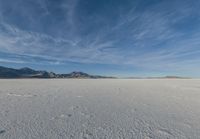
[0,66,114,79]
[0,66,189,79]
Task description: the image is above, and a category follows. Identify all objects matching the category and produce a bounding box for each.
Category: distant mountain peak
[20,67,35,71]
[20,67,32,70]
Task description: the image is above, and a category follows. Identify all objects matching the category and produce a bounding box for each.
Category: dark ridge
[0,66,115,79]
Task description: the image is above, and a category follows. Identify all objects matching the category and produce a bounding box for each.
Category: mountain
[0,66,56,78]
[0,66,114,79]
[127,76,190,79]
[0,66,20,78]
[59,71,114,78]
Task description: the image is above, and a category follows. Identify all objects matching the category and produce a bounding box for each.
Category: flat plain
[0,79,200,139]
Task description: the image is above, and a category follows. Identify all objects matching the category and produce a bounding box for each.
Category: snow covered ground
[0,79,200,139]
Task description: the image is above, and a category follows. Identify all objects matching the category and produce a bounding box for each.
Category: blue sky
[0,0,200,77]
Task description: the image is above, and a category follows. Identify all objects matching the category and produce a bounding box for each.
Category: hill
[0,66,114,79]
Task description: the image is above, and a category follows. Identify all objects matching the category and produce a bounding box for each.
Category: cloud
[0,21,120,65]
[0,58,26,64]
[0,0,200,75]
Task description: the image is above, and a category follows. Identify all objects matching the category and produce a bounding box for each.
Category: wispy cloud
[0,21,119,64]
[0,58,26,64]
[0,0,200,76]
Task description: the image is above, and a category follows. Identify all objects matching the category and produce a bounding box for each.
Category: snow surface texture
[0,79,200,139]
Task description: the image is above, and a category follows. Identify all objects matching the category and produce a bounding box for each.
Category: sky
[0,0,200,77]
